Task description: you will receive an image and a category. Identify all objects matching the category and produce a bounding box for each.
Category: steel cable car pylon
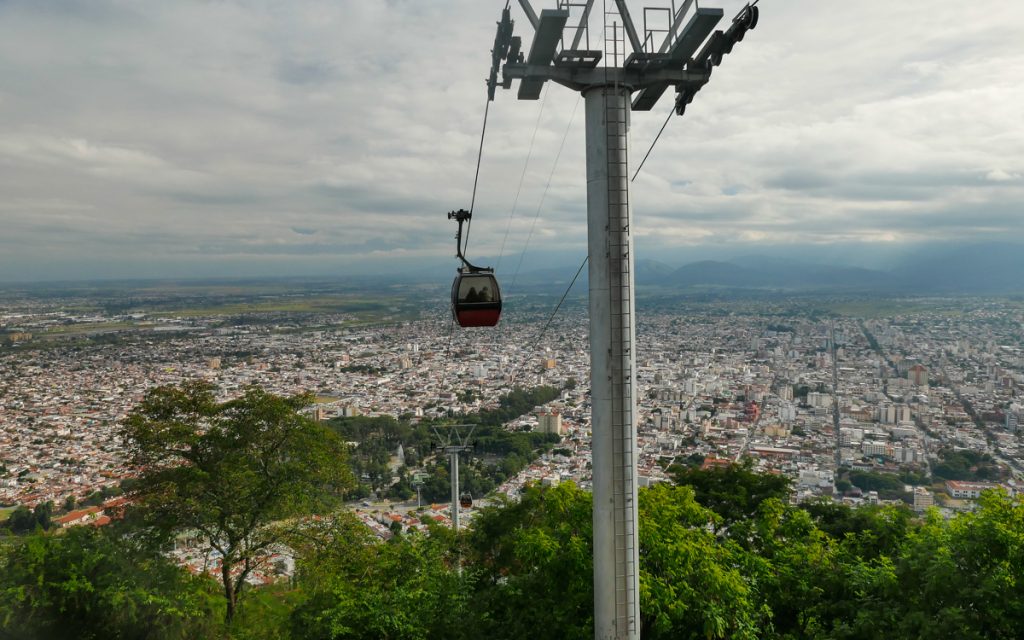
[484,2,762,638]
[449,208,502,327]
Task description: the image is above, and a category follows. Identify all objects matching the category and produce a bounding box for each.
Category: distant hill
[890,243,1024,293]
[656,258,897,292]
[634,259,677,285]
[503,244,1024,295]
[392,242,1024,296]
[506,265,587,291]
[665,260,756,287]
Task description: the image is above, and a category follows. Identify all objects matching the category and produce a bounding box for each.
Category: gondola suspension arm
[448,208,491,273]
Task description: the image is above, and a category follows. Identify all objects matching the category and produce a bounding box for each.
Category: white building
[862,440,890,458]
[807,391,832,408]
[945,480,998,500]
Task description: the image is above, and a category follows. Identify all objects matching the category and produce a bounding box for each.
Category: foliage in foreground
[5,455,1024,639]
[0,526,220,640]
[288,479,1024,640]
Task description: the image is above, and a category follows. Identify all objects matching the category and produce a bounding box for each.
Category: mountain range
[508,243,1024,294]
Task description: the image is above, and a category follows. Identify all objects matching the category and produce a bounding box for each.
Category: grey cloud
[164,190,269,206]
[190,243,360,256]
[765,169,833,191]
[643,207,752,225]
[307,182,444,216]
[765,167,1014,202]
[277,58,335,86]
[1,0,1023,280]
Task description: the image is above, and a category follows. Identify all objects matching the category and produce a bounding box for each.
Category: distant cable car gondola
[448,209,501,327]
[459,492,473,509]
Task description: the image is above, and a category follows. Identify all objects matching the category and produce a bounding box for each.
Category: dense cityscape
[3,291,1022,526]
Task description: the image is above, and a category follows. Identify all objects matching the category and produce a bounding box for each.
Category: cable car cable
[463,0,513,256]
[632,0,763,182]
[536,255,587,346]
[497,94,579,362]
[492,87,550,357]
[495,87,550,273]
[463,96,492,254]
[506,94,581,292]
[632,105,674,182]
[448,4,525,330]
[510,254,588,384]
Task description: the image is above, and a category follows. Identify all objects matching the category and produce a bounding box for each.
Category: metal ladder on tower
[603,6,638,635]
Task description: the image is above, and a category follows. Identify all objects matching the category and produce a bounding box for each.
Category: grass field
[819,299,969,318]
[0,507,17,523]
[39,321,138,335]
[149,295,409,318]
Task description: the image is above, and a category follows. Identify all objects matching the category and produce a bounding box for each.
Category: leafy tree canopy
[0,526,219,640]
[670,459,792,526]
[122,382,354,623]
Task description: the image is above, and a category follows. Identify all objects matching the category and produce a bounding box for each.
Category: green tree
[884,491,1024,639]
[388,519,403,537]
[0,526,218,639]
[847,469,905,497]
[802,500,912,559]
[670,459,792,527]
[122,382,354,624]
[466,482,594,640]
[639,484,763,639]
[931,447,1002,481]
[290,520,469,640]
[82,490,106,507]
[732,497,839,639]
[33,500,53,530]
[5,505,35,533]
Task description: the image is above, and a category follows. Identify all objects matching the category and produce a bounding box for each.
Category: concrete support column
[585,86,640,640]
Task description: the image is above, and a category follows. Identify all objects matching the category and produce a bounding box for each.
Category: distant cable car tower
[431,423,476,532]
[484,2,761,638]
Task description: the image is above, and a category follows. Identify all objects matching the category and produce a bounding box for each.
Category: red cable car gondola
[448,209,502,327]
[459,492,473,509]
[452,269,501,327]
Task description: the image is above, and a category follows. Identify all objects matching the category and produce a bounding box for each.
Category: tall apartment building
[536,411,564,436]
[908,364,929,387]
[1006,403,1022,432]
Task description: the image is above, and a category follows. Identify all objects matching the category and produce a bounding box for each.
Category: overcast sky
[1,0,1022,281]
